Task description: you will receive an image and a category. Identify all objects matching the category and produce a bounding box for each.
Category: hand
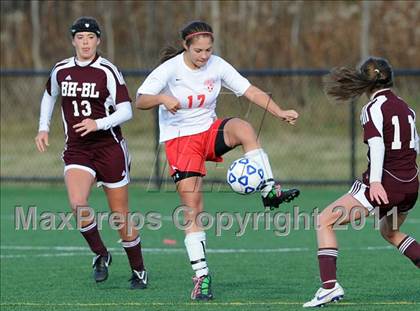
[35,131,49,152]
[369,182,389,205]
[73,118,98,137]
[278,109,299,125]
[161,95,181,114]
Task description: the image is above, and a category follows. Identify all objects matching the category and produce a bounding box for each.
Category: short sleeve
[137,63,170,96]
[101,60,131,104]
[46,66,60,97]
[361,100,383,142]
[218,58,251,96]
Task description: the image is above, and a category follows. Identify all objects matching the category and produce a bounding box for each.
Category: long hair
[324,57,394,102]
[159,21,213,64]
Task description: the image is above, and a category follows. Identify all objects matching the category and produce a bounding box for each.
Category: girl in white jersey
[136,20,300,300]
[35,17,147,289]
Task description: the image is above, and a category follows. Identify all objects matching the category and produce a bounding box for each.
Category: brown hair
[324,57,394,102]
[159,21,213,64]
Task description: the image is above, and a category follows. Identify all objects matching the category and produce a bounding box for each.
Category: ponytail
[159,46,184,64]
[324,57,394,102]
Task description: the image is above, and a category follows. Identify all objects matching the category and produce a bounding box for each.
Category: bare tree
[361,0,371,61]
[125,0,142,67]
[101,2,115,61]
[144,1,156,66]
[211,0,221,54]
[31,0,42,69]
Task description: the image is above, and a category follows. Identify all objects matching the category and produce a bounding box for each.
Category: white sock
[244,148,275,197]
[184,231,208,277]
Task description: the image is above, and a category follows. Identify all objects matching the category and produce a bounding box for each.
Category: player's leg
[303,193,369,308]
[221,117,299,208]
[96,140,148,288]
[103,185,147,288]
[65,167,111,282]
[380,202,420,268]
[176,176,213,301]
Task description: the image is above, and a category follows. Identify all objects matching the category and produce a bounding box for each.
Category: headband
[184,31,213,41]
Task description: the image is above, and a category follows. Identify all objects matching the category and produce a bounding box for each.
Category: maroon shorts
[349,180,418,218]
[62,140,130,188]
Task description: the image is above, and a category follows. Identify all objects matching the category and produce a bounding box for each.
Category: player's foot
[92,252,112,283]
[262,183,300,209]
[129,270,148,289]
[191,275,213,301]
[303,282,344,308]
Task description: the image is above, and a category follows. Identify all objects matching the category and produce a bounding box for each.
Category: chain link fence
[1,70,419,189]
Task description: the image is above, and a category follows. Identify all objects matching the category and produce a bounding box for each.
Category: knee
[227,119,257,142]
[317,210,335,230]
[68,196,89,213]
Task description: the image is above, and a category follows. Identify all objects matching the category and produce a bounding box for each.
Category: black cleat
[262,183,300,209]
[191,275,213,301]
[129,270,148,289]
[92,252,112,283]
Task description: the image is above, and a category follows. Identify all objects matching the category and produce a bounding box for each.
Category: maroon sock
[80,222,108,257]
[318,248,338,289]
[122,236,145,271]
[398,236,420,268]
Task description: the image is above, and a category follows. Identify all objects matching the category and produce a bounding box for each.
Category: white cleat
[303,282,344,308]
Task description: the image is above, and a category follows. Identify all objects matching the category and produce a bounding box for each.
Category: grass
[1,185,419,310]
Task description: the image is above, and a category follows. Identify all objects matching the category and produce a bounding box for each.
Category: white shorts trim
[64,164,96,178]
[97,139,131,189]
[97,177,129,189]
[348,180,374,212]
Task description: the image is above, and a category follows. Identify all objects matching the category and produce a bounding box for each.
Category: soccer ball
[227,158,264,195]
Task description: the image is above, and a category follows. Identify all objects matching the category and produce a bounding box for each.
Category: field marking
[1,301,418,307]
[2,214,420,224]
[0,245,396,259]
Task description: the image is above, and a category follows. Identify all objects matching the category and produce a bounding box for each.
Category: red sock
[80,222,108,257]
[398,236,420,268]
[122,236,145,271]
[318,248,338,289]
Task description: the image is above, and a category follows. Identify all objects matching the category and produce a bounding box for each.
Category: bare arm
[243,85,299,125]
[136,94,181,114]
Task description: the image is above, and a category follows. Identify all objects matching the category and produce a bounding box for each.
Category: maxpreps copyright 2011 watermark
[14,205,398,237]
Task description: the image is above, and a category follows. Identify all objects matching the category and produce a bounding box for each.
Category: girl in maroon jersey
[35,16,147,289]
[303,57,419,308]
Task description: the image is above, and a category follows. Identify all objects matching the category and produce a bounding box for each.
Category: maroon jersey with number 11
[360,89,418,193]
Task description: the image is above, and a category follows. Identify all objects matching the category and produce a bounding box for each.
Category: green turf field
[1,185,419,311]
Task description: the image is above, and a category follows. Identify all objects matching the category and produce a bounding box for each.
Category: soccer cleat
[92,252,112,283]
[129,270,148,289]
[262,183,300,209]
[191,275,213,301]
[303,282,344,308]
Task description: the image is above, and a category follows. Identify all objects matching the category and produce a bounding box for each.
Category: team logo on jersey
[65,75,72,81]
[204,79,215,92]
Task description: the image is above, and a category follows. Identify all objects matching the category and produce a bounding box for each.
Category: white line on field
[0,245,395,259]
[2,214,420,223]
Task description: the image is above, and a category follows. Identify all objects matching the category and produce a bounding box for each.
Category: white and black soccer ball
[227,158,264,195]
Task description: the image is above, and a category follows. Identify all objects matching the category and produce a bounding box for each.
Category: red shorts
[62,140,130,188]
[165,119,231,178]
[349,180,418,218]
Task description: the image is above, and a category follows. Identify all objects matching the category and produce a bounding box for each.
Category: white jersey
[137,53,251,142]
